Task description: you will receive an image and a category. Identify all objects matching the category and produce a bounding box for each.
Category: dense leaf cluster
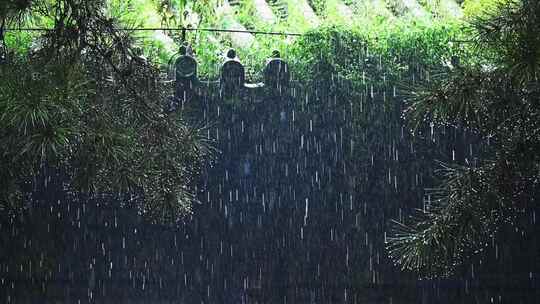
[387,0,540,277]
[0,0,209,224]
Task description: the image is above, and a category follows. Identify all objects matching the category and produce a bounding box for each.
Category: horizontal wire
[2,27,472,44]
[3,26,304,36]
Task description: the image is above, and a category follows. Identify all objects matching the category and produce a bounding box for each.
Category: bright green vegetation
[2,0,496,77]
[177,0,494,78]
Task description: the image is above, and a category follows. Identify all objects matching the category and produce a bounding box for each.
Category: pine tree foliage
[387,0,540,277]
[0,0,210,224]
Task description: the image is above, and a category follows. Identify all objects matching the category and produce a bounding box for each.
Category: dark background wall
[0,55,538,304]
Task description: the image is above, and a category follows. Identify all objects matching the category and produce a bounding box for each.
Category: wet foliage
[387,0,540,278]
[0,0,209,223]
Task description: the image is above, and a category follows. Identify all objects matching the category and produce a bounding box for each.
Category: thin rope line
[4,26,304,36]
